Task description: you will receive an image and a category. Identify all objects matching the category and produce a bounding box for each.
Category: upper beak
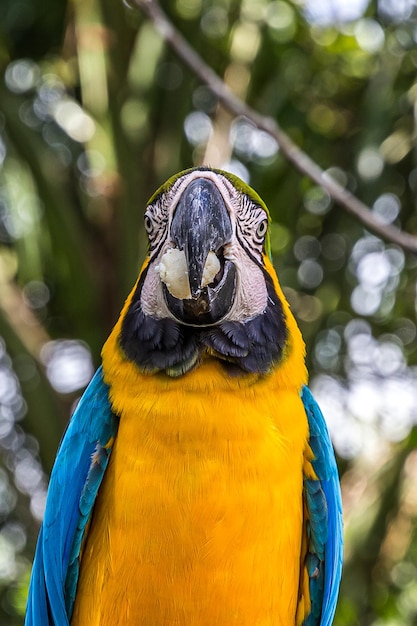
[170,177,232,298]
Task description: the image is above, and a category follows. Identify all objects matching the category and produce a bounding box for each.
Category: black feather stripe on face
[119,267,288,377]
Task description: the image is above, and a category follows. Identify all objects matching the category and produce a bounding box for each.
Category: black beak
[165,177,236,325]
[170,177,232,297]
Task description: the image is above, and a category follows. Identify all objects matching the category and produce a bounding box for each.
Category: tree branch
[132,0,417,255]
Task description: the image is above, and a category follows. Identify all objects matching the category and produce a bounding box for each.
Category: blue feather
[302,386,343,626]
[25,366,118,626]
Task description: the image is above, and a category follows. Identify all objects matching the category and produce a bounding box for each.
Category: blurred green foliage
[1,0,417,624]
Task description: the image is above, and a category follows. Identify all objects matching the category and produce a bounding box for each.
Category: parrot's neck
[103,257,307,401]
[102,259,307,417]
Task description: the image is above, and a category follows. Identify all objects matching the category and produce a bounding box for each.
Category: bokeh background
[1,0,417,623]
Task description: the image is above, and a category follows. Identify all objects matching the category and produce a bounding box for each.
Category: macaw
[25,167,343,626]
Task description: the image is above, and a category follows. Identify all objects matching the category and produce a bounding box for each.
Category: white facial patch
[222,241,268,321]
[155,248,220,300]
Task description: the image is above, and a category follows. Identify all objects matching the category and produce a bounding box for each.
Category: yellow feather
[71,256,311,626]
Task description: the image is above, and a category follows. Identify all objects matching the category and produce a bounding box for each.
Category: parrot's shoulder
[301,385,343,626]
[25,367,118,626]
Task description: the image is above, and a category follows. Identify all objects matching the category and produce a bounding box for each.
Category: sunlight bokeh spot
[184,111,213,146]
[354,19,385,53]
[303,186,332,215]
[175,0,203,20]
[264,1,296,42]
[22,281,50,310]
[40,340,94,394]
[220,159,250,183]
[230,118,279,162]
[5,60,39,94]
[304,0,369,25]
[357,146,384,180]
[351,285,381,315]
[201,7,229,38]
[297,259,324,289]
[372,193,401,224]
[53,100,96,143]
[356,251,391,288]
[379,0,415,22]
[294,235,321,261]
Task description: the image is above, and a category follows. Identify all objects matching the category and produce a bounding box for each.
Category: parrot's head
[119,167,299,377]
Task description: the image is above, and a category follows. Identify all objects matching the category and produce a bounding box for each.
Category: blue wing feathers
[305,479,327,559]
[65,439,115,616]
[25,366,118,626]
[301,385,343,626]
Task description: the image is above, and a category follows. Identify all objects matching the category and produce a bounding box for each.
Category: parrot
[25,166,343,626]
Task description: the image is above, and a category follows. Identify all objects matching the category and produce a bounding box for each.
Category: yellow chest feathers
[71,357,309,626]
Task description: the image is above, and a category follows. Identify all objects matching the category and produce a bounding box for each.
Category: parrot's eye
[144,215,153,235]
[256,219,268,239]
